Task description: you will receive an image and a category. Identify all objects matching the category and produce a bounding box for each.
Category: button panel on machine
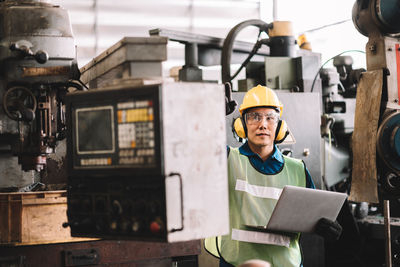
[68,179,166,240]
[117,100,156,166]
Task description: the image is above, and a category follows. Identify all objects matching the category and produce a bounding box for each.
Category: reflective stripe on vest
[231,228,291,247]
[220,147,306,267]
[235,179,282,199]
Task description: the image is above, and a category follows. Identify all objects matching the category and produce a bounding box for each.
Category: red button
[150,221,161,233]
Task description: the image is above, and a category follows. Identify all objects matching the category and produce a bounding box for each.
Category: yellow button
[118,110,123,123]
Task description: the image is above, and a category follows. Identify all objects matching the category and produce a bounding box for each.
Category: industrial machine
[2,0,399,265]
[318,0,400,266]
[65,81,229,242]
[350,0,400,204]
[0,2,209,267]
[0,0,82,189]
[320,55,365,189]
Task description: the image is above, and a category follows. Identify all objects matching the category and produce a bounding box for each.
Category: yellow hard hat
[239,85,283,116]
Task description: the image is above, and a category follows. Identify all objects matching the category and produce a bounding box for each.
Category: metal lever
[225,82,237,115]
[10,41,48,64]
[384,200,392,267]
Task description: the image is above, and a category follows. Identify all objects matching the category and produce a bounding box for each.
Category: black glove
[315,217,342,242]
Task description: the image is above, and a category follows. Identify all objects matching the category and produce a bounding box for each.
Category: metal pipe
[184,43,198,67]
[272,0,278,21]
[384,200,392,267]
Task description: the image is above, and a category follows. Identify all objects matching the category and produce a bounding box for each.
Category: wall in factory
[52,0,263,71]
[53,0,367,82]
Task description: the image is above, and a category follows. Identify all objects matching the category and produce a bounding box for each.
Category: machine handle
[167,172,184,232]
[3,86,37,121]
[225,82,237,115]
[10,42,48,64]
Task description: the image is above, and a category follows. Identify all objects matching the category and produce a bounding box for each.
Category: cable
[310,50,365,93]
[229,31,264,82]
[300,19,351,35]
[221,19,271,84]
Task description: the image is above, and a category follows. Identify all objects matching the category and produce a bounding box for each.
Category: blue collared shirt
[228,142,315,189]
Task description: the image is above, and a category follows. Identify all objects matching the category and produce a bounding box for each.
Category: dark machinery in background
[317,0,400,266]
[320,55,365,190]
[350,0,400,204]
[319,55,368,267]
[0,0,82,185]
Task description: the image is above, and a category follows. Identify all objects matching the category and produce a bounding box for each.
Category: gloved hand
[315,217,342,242]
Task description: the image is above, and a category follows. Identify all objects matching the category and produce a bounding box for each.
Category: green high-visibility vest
[205,147,306,267]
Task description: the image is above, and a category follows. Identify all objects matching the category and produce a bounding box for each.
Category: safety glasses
[245,112,279,125]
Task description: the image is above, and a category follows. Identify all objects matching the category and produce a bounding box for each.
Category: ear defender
[275,120,289,144]
[233,117,247,139]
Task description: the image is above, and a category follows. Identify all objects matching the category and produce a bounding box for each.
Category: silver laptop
[245,185,347,234]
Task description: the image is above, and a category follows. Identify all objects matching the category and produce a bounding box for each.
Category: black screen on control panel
[76,106,114,154]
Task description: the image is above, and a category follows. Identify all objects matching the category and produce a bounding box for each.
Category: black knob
[19,107,35,122]
[35,50,49,64]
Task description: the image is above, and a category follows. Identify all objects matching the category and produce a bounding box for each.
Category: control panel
[66,84,166,240]
[72,97,158,171]
[67,178,166,240]
[116,100,156,166]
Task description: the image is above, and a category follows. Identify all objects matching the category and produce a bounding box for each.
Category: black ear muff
[275,120,289,144]
[233,117,247,139]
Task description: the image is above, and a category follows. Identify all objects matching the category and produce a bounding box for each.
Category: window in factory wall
[52,0,367,81]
